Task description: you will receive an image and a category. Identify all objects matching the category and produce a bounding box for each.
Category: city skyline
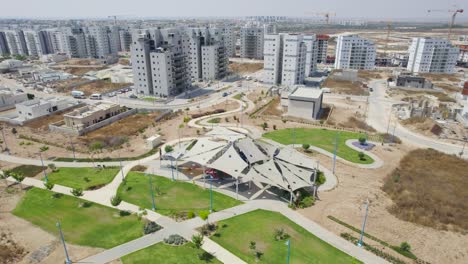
[0,0,467,21]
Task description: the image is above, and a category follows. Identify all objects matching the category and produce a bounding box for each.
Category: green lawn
[263,128,374,164]
[13,188,144,249]
[212,210,361,264]
[121,242,222,264]
[9,165,45,177]
[117,172,242,216]
[46,167,120,190]
[207,118,221,124]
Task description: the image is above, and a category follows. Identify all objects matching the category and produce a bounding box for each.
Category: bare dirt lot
[383,149,468,233]
[70,80,130,96]
[298,144,468,264]
[228,62,263,74]
[322,78,369,96]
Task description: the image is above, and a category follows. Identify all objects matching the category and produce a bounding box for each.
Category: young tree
[11,127,17,135]
[71,188,83,197]
[12,173,25,189]
[164,145,174,153]
[400,242,411,252]
[191,233,204,249]
[302,144,310,152]
[48,163,57,172]
[110,195,122,206]
[358,137,367,145]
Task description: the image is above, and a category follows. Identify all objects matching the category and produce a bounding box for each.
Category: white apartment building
[119,29,132,52]
[86,26,113,59]
[109,26,122,54]
[23,30,50,57]
[131,27,228,97]
[220,26,236,57]
[407,38,459,73]
[316,35,329,63]
[0,32,9,56]
[264,33,316,86]
[4,30,28,56]
[335,35,376,70]
[240,25,264,59]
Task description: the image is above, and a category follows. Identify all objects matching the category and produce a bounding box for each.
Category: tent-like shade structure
[183,138,225,159]
[275,146,316,169]
[208,144,248,179]
[205,126,245,141]
[236,138,269,164]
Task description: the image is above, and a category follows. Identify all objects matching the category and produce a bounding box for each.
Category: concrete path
[0,153,126,167]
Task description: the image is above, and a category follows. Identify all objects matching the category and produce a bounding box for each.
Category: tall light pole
[118,151,125,181]
[38,152,48,183]
[69,136,76,161]
[332,132,339,175]
[170,159,175,181]
[292,127,296,148]
[56,222,72,264]
[357,200,369,247]
[148,173,156,210]
[285,239,291,264]
[209,174,213,213]
[460,137,467,157]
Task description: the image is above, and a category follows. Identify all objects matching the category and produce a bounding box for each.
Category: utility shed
[287,87,323,120]
[146,134,162,149]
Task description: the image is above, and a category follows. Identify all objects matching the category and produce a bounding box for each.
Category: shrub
[119,210,131,217]
[273,124,277,130]
[39,145,49,152]
[358,152,365,161]
[400,242,411,252]
[44,182,54,190]
[84,177,91,182]
[315,171,326,185]
[191,233,204,249]
[143,221,162,234]
[260,122,268,130]
[70,188,83,197]
[187,211,195,219]
[164,145,173,153]
[110,195,122,206]
[48,163,57,172]
[198,210,210,220]
[274,228,290,241]
[130,165,147,172]
[164,234,186,245]
[299,196,315,208]
[359,137,367,145]
[183,116,191,123]
[89,141,104,151]
[302,144,310,151]
[199,222,217,236]
[11,128,17,134]
[198,252,214,262]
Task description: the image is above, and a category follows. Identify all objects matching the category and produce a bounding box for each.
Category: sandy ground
[0,182,122,264]
[297,143,468,264]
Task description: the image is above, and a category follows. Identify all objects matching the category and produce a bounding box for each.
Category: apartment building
[4,30,28,56]
[264,33,316,86]
[335,35,376,70]
[131,27,228,97]
[407,38,459,73]
[23,30,51,57]
[119,29,132,52]
[0,32,9,56]
[109,26,122,54]
[316,34,329,63]
[240,25,264,59]
[86,26,113,59]
[220,26,236,57]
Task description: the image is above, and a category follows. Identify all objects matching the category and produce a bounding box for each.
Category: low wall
[49,108,137,135]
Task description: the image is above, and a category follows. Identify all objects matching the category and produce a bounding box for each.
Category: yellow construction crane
[427,9,464,40]
[304,12,336,24]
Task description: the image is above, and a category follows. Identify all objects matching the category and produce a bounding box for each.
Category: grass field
[13,188,144,248]
[263,128,373,164]
[46,167,120,190]
[212,210,361,264]
[383,149,468,232]
[117,172,242,216]
[121,242,222,264]
[9,165,45,177]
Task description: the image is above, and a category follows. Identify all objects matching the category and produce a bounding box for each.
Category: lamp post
[69,136,76,161]
[148,173,156,211]
[285,239,291,264]
[118,151,124,181]
[209,174,213,213]
[332,133,339,175]
[357,200,369,247]
[170,159,175,181]
[38,152,48,183]
[56,222,71,264]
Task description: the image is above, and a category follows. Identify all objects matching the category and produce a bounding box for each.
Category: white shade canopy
[208,144,248,179]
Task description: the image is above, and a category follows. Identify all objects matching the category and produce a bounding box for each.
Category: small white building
[15,97,75,121]
[0,88,28,110]
[146,134,162,149]
[286,87,323,120]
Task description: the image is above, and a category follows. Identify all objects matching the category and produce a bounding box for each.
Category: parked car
[222,92,228,97]
[369,88,374,92]
[107,92,116,97]
[71,90,85,98]
[89,93,102,100]
[129,94,137,99]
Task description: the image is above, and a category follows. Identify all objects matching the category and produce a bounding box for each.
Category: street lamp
[38,152,48,183]
[148,173,156,211]
[1,125,9,154]
[170,159,175,181]
[285,239,291,264]
[56,222,72,264]
[357,200,369,247]
[332,132,339,175]
[209,174,213,213]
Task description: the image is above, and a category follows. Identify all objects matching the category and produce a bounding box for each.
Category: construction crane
[304,12,336,24]
[427,9,464,40]
[383,22,392,58]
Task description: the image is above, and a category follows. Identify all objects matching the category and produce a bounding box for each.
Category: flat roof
[289,87,323,100]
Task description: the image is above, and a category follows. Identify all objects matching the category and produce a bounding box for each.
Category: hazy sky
[1,0,467,20]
